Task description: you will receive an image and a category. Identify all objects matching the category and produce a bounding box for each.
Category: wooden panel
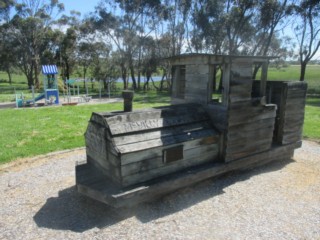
[225,143,271,161]
[113,122,213,146]
[228,106,276,126]
[121,135,219,165]
[276,81,307,145]
[206,104,228,131]
[226,125,274,141]
[105,104,206,125]
[121,144,219,177]
[109,114,209,135]
[228,118,274,132]
[122,144,219,186]
[117,128,219,154]
[186,64,209,74]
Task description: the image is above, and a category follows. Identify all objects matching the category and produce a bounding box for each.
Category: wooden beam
[260,61,268,97]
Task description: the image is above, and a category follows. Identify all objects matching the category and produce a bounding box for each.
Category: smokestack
[122,90,134,112]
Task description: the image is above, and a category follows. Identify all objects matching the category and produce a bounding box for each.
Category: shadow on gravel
[33,158,293,232]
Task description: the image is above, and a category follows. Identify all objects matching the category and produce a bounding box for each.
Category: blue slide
[26,93,45,104]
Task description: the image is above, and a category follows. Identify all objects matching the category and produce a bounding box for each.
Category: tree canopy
[0,0,319,88]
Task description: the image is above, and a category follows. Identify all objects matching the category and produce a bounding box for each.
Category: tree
[8,0,64,88]
[249,0,293,79]
[91,0,162,90]
[0,0,15,22]
[0,24,17,84]
[294,0,320,81]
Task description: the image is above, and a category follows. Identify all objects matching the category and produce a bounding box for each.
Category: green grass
[267,65,320,94]
[0,92,170,164]
[303,97,320,141]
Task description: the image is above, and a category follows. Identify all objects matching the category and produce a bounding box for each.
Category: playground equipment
[15,65,59,107]
[42,65,59,104]
[64,78,93,103]
[76,54,307,207]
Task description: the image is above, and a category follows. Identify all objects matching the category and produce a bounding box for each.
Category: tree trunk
[6,69,12,85]
[212,66,217,92]
[252,63,262,80]
[143,73,151,91]
[65,59,70,80]
[121,64,128,90]
[137,71,141,90]
[34,60,40,89]
[218,68,223,92]
[159,69,167,91]
[83,68,87,88]
[300,62,307,81]
[130,66,137,90]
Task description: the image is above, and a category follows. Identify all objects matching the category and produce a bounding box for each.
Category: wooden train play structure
[76,54,307,207]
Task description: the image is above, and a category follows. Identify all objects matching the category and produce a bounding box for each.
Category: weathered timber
[77,54,306,207]
[84,103,220,187]
[76,142,300,208]
[120,137,218,165]
[122,144,219,186]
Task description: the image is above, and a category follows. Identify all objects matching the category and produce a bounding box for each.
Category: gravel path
[0,141,319,240]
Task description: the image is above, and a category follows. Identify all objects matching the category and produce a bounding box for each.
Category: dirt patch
[0,141,319,240]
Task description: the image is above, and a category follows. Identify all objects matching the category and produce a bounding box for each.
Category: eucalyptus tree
[90,0,163,90]
[192,0,226,53]
[0,0,16,84]
[246,0,293,79]
[0,0,15,22]
[55,11,82,81]
[0,24,17,84]
[7,0,64,88]
[293,0,320,81]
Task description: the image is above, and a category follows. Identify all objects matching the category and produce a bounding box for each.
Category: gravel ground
[0,140,319,240]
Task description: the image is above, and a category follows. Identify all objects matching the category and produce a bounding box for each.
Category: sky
[62,0,102,17]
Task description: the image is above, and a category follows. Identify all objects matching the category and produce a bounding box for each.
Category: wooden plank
[186,64,210,74]
[225,143,271,162]
[228,100,252,110]
[282,131,302,144]
[283,112,305,123]
[86,156,121,186]
[109,114,210,135]
[105,104,206,125]
[76,142,301,208]
[222,62,230,106]
[121,144,219,177]
[90,113,107,126]
[113,122,214,146]
[118,129,219,155]
[226,136,273,153]
[122,145,219,187]
[228,96,252,103]
[230,78,252,86]
[228,118,274,132]
[226,125,274,141]
[228,106,276,125]
[229,84,252,95]
[287,90,307,98]
[121,135,220,165]
[282,118,305,129]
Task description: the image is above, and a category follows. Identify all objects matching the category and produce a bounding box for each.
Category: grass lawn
[0,92,170,164]
[267,65,320,94]
[303,97,320,141]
